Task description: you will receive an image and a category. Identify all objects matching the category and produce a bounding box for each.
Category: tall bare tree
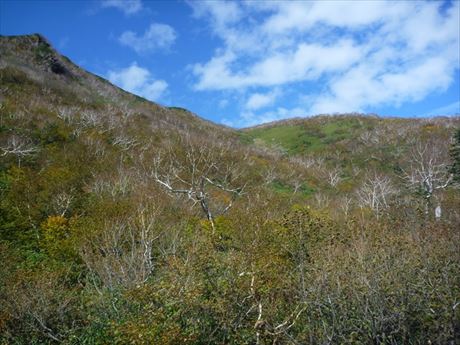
[400,137,453,218]
[150,136,245,232]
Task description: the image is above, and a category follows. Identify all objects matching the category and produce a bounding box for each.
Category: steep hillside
[1,34,459,344]
[0,34,235,138]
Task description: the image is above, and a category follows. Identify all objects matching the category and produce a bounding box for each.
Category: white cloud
[189,1,243,30]
[261,1,394,34]
[245,90,280,110]
[233,106,309,128]
[396,2,459,53]
[310,56,455,114]
[188,0,460,125]
[193,40,362,90]
[246,93,272,110]
[218,99,229,108]
[427,101,460,116]
[101,0,142,15]
[107,63,168,101]
[119,23,177,53]
[309,2,459,114]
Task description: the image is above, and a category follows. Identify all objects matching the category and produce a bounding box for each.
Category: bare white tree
[314,192,330,209]
[400,138,453,218]
[359,130,377,146]
[288,155,319,169]
[112,133,138,151]
[326,166,343,187]
[1,135,39,166]
[151,137,245,232]
[357,172,396,215]
[118,102,136,121]
[82,136,106,158]
[79,110,102,128]
[262,167,277,186]
[56,105,79,123]
[86,165,134,199]
[51,191,74,217]
[288,172,304,194]
[339,195,354,217]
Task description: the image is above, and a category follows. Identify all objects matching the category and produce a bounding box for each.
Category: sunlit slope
[242,115,387,154]
[0,33,236,139]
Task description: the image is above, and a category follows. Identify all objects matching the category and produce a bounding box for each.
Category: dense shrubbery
[1,47,459,344]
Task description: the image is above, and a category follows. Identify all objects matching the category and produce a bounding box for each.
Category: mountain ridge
[0,33,235,137]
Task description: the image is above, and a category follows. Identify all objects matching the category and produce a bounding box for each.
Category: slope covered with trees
[1,34,459,344]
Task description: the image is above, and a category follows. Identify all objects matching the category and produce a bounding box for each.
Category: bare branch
[150,137,246,232]
[1,135,38,157]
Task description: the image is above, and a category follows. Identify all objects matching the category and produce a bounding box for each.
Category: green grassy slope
[242,115,377,154]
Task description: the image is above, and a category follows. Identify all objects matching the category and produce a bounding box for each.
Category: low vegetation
[1,34,459,344]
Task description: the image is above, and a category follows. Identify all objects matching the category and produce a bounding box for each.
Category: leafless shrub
[80,207,160,289]
[79,110,102,128]
[50,191,74,217]
[56,106,79,123]
[1,135,38,165]
[87,166,134,199]
[357,172,396,215]
[112,133,138,151]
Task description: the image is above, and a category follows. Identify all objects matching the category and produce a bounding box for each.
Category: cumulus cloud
[119,23,177,53]
[188,0,460,125]
[189,0,243,32]
[310,56,455,114]
[245,90,280,110]
[107,63,168,101]
[194,40,362,90]
[101,0,142,15]
[260,1,399,34]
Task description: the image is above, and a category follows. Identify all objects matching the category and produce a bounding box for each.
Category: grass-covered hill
[1,34,459,344]
[243,114,456,155]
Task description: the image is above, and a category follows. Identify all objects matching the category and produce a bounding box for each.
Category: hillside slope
[1,34,459,344]
[0,34,235,138]
[242,114,459,155]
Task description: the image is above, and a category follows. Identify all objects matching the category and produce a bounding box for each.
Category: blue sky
[1,0,459,127]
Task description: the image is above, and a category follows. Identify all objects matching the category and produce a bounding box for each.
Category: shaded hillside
[1,34,459,344]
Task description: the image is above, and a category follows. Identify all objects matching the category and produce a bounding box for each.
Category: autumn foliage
[1,35,459,344]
